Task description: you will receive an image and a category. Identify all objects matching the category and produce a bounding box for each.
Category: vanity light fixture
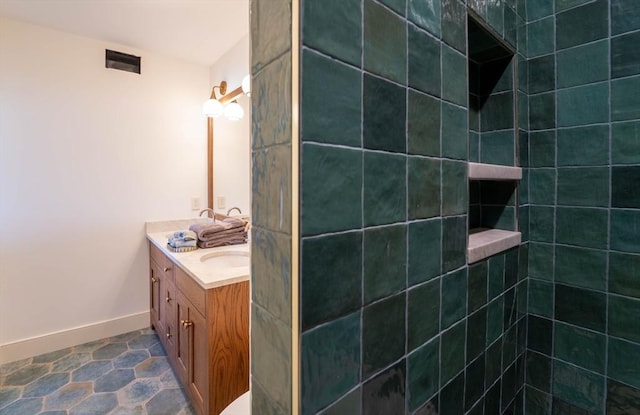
[203,76,250,121]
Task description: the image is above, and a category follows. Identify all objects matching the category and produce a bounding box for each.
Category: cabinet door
[162,280,177,357]
[149,262,162,333]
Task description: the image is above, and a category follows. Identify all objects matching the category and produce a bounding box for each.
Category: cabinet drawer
[150,244,174,283]
[175,267,206,316]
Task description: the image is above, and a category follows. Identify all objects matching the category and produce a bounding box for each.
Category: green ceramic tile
[441,320,466,384]
[408,219,442,285]
[529,55,555,94]
[530,130,556,168]
[441,268,467,329]
[481,92,515,132]
[380,0,406,15]
[612,75,640,121]
[442,160,467,216]
[552,398,594,415]
[609,252,640,299]
[555,284,606,332]
[555,245,607,291]
[607,379,640,415]
[408,278,440,351]
[530,206,554,243]
[364,151,406,226]
[612,166,640,209]
[441,372,465,415]
[485,340,502,387]
[486,0,504,35]
[301,312,361,415]
[529,243,554,281]
[556,0,592,12]
[505,8,518,47]
[442,102,467,160]
[465,353,486,411]
[408,25,441,98]
[608,337,640,389]
[519,93,530,131]
[467,307,488,363]
[611,0,640,35]
[612,121,640,165]
[556,207,608,250]
[609,295,640,344]
[528,18,555,57]
[526,351,552,392]
[252,229,291,325]
[253,145,292,232]
[528,0,554,20]
[302,232,362,330]
[528,278,553,318]
[364,225,407,304]
[468,262,488,314]
[557,125,610,166]
[529,92,556,130]
[526,386,552,415]
[557,167,609,207]
[408,0,441,37]
[408,156,440,220]
[362,361,406,414]
[252,380,290,415]
[364,0,407,84]
[612,31,640,79]
[408,337,439,411]
[557,40,608,88]
[468,0,487,18]
[552,360,605,414]
[610,209,640,253]
[442,45,467,107]
[408,90,441,156]
[302,50,361,147]
[363,74,406,152]
[441,0,466,53]
[319,388,361,415]
[487,296,505,346]
[251,0,291,73]
[442,216,466,272]
[528,315,552,355]
[303,0,362,66]
[529,169,556,205]
[489,255,505,300]
[554,322,606,374]
[505,248,520,289]
[557,82,609,127]
[302,144,362,236]
[362,293,406,378]
[556,0,608,50]
[481,130,516,166]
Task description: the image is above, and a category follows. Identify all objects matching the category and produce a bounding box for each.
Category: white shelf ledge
[468,162,522,180]
[468,228,522,263]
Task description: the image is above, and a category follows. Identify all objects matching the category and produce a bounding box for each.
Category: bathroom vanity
[146,220,250,415]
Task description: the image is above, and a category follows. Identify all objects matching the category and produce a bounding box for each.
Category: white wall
[0,17,210,358]
[208,35,251,216]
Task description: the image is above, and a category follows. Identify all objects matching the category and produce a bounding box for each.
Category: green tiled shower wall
[524,0,640,413]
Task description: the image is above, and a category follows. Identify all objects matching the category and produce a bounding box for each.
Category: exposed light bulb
[241,74,251,97]
[224,101,244,121]
[202,99,223,118]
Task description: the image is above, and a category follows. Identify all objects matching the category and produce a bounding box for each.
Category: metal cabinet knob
[166,332,172,339]
[163,267,171,272]
[166,296,172,303]
[151,277,157,283]
[181,320,193,329]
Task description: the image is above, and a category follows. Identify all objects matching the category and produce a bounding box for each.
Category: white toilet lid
[220,391,250,415]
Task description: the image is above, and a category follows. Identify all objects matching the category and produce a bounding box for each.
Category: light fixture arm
[209,81,227,100]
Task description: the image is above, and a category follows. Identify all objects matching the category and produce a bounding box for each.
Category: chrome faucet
[226,207,242,216]
[198,208,216,221]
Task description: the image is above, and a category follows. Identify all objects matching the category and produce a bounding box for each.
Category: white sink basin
[199,251,249,268]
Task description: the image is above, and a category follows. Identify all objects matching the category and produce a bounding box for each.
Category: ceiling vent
[105,49,141,74]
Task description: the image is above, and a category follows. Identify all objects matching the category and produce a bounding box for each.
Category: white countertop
[146,219,250,290]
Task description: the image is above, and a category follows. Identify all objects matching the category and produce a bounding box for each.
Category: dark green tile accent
[251,0,291,73]
[528,17,555,57]
[552,398,594,415]
[505,7,518,47]
[530,206,554,243]
[505,248,520,289]
[528,0,554,20]
[468,0,487,18]
[380,0,406,15]
[442,45,467,107]
[552,360,605,414]
[302,144,362,236]
[364,151,406,226]
[489,255,505,300]
[557,40,608,88]
[409,219,442,285]
[441,268,467,329]
[364,0,407,84]
[528,315,553,355]
[303,0,361,66]
[442,216,466,272]
[362,361,406,414]
[302,232,362,330]
[468,262,488,314]
[485,340,503,387]
[612,166,640,208]
[465,352,486,411]
[527,351,552,392]
[557,167,609,207]
[609,295,640,344]
[408,337,439,411]
[302,50,361,147]
[526,386,552,415]
[408,156,441,220]
[487,296,505,346]
[441,320,466,385]
[607,379,640,415]
[529,169,556,205]
[529,55,555,94]
[612,75,640,121]
[608,337,640,389]
[408,25,441,98]
[319,388,361,415]
[556,0,592,13]
[529,243,554,281]
[364,225,407,304]
[557,125,610,167]
[528,278,553,318]
[610,209,640,253]
[301,312,361,414]
[612,31,640,79]
[529,92,556,130]
[556,0,608,50]
[519,93,530,132]
[408,279,440,351]
[486,0,504,35]
[362,293,406,378]
[557,82,609,127]
[612,121,640,165]
[484,379,501,415]
[609,252,640,299]
[501,360,518,410]
[441,0,466,53]
[554,245,607,291]
[481,93,515,133]
[530,131,556,168]
[442,160,467,216]
[467,307,488,363]
[408,0,441,37]
[554,322,606,374]
[442,102,468,160]
[612,0,640,35]
[363,74,406,152]
[408,90,441,157]
[556,207,608,250]
[555,284,606,332]
[480,130,516,166]
[440,371,464,415]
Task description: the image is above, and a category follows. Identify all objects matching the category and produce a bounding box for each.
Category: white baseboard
[0,311,150,365]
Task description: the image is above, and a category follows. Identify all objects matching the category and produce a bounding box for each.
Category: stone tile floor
[0,328,195,415]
